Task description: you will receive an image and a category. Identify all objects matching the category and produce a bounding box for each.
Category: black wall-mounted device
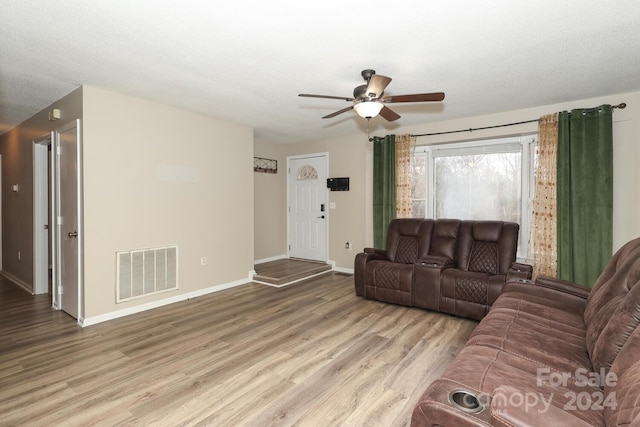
[327,177,349,191]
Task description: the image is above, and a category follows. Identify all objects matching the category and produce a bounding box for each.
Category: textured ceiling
[2,1,640,144]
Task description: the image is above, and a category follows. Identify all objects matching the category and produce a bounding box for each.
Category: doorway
[0,154,2,270]
[287,153,328,262]
[33,135,52,295]
[33,119,83,321]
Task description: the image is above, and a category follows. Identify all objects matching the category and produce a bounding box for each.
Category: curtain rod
[369,102,626,140]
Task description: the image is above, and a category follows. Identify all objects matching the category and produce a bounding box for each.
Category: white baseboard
[332,266,354,275]
[325,260,354,275]
[254,254,287,265]
[0,270,34,294]
[80,272,254,327]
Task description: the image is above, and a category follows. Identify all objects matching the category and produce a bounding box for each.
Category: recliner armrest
[354,248,387,297]
[506,262,533,280]
[415,255,455,269]
[363,247,386,258]
[534,275,591,299]
[413,255,453,312]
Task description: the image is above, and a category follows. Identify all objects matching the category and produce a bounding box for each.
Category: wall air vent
[116,246,178,303]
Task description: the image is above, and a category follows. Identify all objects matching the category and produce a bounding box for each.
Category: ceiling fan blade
[322,105,354,119]
[383,92,445,103]
[299,93,354,101]
[365,75,392,98]
[378,106,401,121]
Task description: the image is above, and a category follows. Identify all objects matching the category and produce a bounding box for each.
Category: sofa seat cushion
[442,270,490,305]
[490,291,587,335]
[467,285,591,371]
[439,270,508,320]
[467,312,591,373]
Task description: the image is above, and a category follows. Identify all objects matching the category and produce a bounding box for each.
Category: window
[411,135,538,258]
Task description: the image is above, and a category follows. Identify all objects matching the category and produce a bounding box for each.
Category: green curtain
[373,135,396,248]
[557,105,613,287]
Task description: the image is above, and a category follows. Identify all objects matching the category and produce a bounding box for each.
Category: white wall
[82,86,254,321]
[253,140,287,262]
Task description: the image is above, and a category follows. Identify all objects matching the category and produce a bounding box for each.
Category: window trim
[412,134,538,260]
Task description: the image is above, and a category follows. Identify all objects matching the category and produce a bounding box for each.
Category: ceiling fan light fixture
[353,100,383,119]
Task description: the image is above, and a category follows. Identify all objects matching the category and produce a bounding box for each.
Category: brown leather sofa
[354,218,532,320]
[412,237,640,426]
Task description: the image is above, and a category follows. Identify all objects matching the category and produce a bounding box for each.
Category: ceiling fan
[299,69,445,121]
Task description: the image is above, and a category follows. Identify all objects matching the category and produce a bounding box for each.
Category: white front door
[288,154,328,262]
[55,120,82,319]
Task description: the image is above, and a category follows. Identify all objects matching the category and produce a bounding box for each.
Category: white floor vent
[116,246,178,303]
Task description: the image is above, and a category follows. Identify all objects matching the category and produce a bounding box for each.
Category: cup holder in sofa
[448,390,484,414]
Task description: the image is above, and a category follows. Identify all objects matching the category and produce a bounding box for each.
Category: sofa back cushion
[385,219,433,264]
[469,241,499,274]
[456,221,519,275]
[605,324,640,426]
[584,237,640,373]
[429,219,461,259]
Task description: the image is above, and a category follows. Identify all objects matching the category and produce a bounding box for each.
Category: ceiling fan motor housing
[355,69,381,99]
[361,69,376,81]
[353,84,368,99]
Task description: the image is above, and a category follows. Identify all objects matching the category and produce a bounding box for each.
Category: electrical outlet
[200,257,208,266]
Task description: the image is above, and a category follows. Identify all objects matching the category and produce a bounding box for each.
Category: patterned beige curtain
[395,134,416,218]
[529,113,559,278]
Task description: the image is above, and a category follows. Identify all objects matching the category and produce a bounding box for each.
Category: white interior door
[288,154,328,262]
[55,120,82,319]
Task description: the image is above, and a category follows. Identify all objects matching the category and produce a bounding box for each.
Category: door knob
[317,215,325,219]
[68,231,78,238]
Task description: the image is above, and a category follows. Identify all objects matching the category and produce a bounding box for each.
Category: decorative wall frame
[254,157,278,174]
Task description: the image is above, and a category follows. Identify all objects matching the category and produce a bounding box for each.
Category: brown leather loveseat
[354,218,532,320]
[412,237,640,426]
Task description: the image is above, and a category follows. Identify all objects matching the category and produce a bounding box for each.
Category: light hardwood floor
[0,272,477,426]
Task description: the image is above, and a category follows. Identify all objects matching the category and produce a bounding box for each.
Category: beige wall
[255,90,640,271]
[0,87,83,289]
[82,86,254,320]
[253,140,287,261]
